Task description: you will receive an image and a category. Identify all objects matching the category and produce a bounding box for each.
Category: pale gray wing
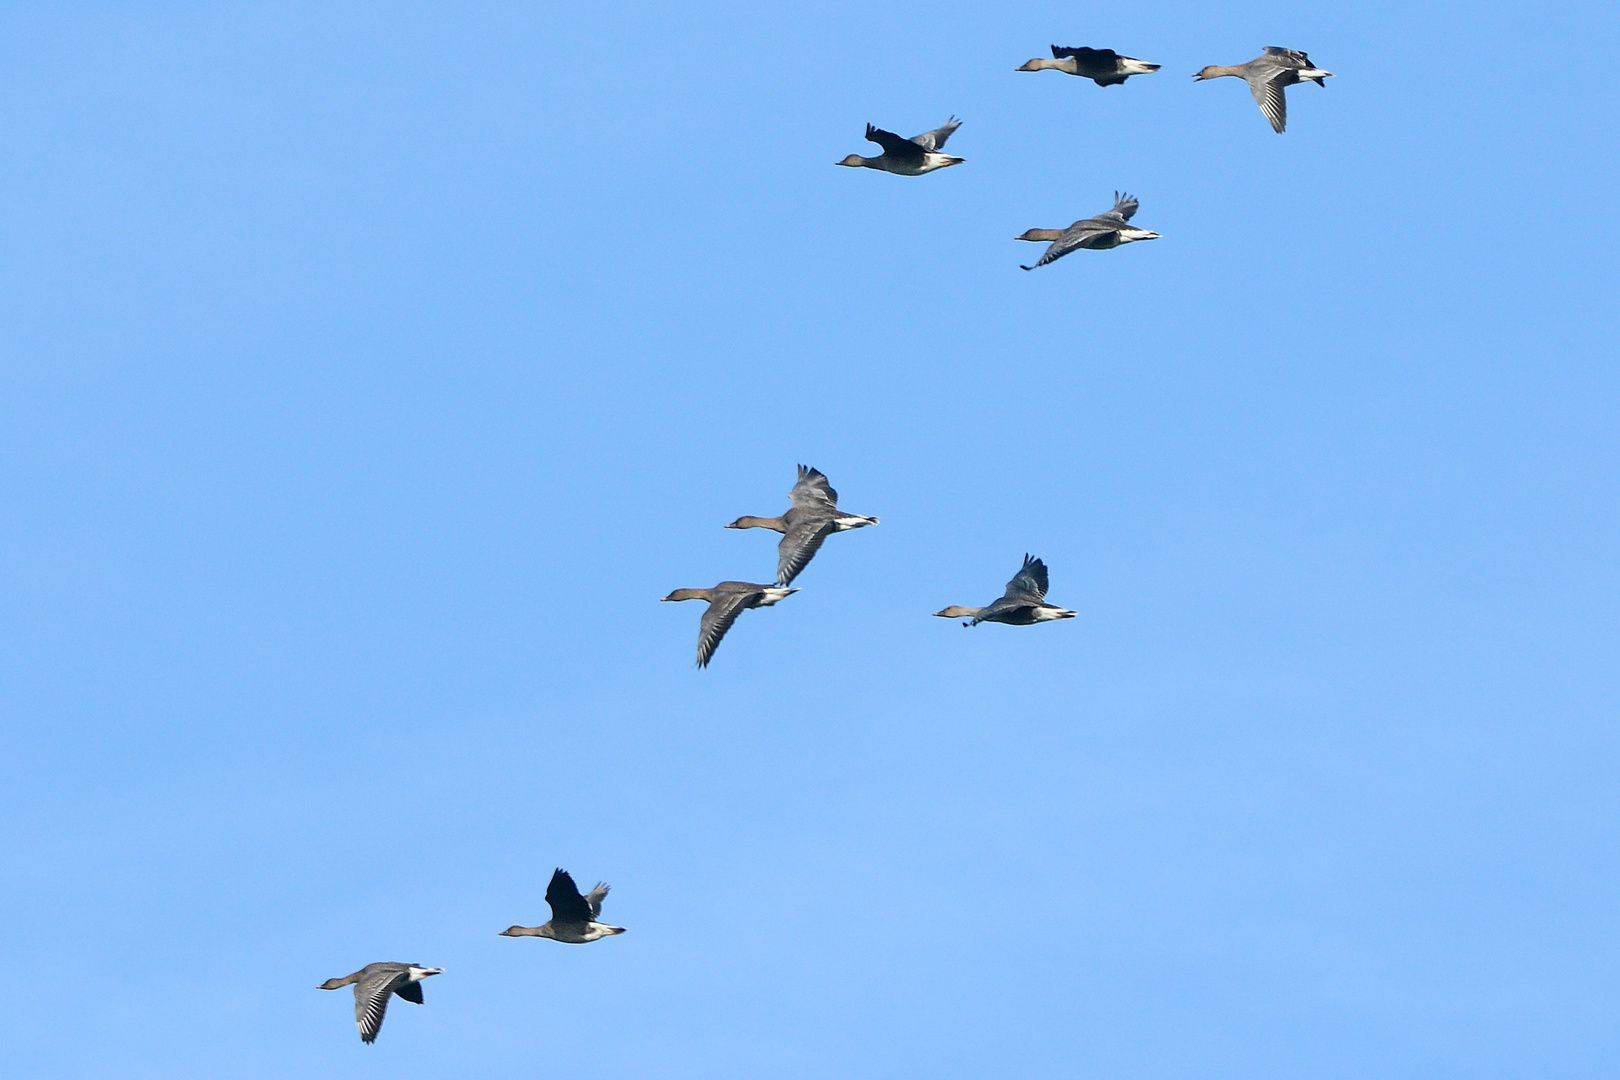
[1003,554,1049,602]
[1111,192,1139,221]
[910,115,961,151]
[584,882,610,918]
[1251,73,1288,132]
[696,590,754,668]
[789,464,838,509]
[1263,46,1310,66]
[778,518,835,585]
[1022,219,1108,269]
[355,969,405,1044]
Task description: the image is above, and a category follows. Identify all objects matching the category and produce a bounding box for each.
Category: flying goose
[934,554,1076,626]
[1016,192,1160,270]
[661,580,797,667]
[500,868,626,943]
[837,117,963,175]
[1193,47,1333,133]
[1017,45,1160,86]
[726,465,879,585]
[317,962,443,1044]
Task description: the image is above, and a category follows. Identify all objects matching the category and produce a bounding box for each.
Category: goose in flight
[726,465,879,585]
[1017,45,1159,86]
[837,117,963,175]
[500,868,626,943]
[934,554,1076,626]
[662,580,798,667]
[317,962,443,1044]
[1194,47,1333,133]
[1016,192,1160,270]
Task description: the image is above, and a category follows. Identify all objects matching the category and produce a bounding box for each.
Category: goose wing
[1022,217,1114,269]
[910,115,961,151]
[864,124,925,165]
[584,881,611,918]
[789,464,839,509]
[1051,45,1117,63]
[1263,46,1311,67]
[1003,554,1049,603]
[778,518,836,585]
[394,981,424,1005]
[546,868,595,924]
[696,588,755,668]
[1249,73,1289,132]
[1109,192,1139,221]
[354,967,407,1044]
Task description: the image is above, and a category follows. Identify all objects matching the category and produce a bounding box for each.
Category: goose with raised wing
[317,962,443,1044]
[661,580,797,668]
[500,868,626,943]
[1017,45,1159,86]
[1016,192,1160,270]
[1193,47,1333,133]
[837,117,963,175]
[726,465,879,585]
[934,554,1076,626]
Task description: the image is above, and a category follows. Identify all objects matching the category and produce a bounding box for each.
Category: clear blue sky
[2,2,1618,1077]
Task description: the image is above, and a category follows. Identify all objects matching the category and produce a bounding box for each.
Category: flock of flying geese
[318,37,1335,1045]
[838,43,1334,269]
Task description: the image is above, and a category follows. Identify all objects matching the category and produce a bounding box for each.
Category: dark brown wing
[546,868,594,923]
[864,124,925,165]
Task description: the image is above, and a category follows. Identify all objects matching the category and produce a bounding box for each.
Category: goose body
[1016,192,1160,270]
[317,962,443,1044]
[837,117,963,175]
[935,554,1076,626]
[1017,45,1159,86]
[662,580,798,667]
[726,465,878,585]
[501,868,626,943]
[1194,47,1333,133]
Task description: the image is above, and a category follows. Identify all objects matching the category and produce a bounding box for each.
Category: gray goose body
[1016,192,1160,270]
[934,554,1076,626]
[662,580,798,667]
[726,465,879,585]
[501,867,626,943]
[317,962,442,1044]
[1017,45,1160,86]
[1194,47,1333,133]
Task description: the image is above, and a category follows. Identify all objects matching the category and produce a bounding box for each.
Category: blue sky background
[2,2,1618,1077]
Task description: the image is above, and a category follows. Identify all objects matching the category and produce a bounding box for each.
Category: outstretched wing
[355,971,403,1044]
[910,115,961,151]
[394,981,424,1005]
[778,519,836,585]
[584,881,611,918]
[1051,45,1117,63]
[1003,554,1049,602]
[789,464,839,509]
[546,868,595,924]
[1263,46,1310,66]
[1110,191,1139,221]
[1022,216,1113,269]
[864,124,925,165]
[1250,73,1288,132]
[696,590,754,668]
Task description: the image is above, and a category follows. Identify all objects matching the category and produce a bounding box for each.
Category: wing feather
[910,116,961,151]
[778,519,835,585]
[1250,74,1288,132]
[546,868,595,924]
[696,590,753,668]
[864,124,925,164]
[1003,554,1049,602]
